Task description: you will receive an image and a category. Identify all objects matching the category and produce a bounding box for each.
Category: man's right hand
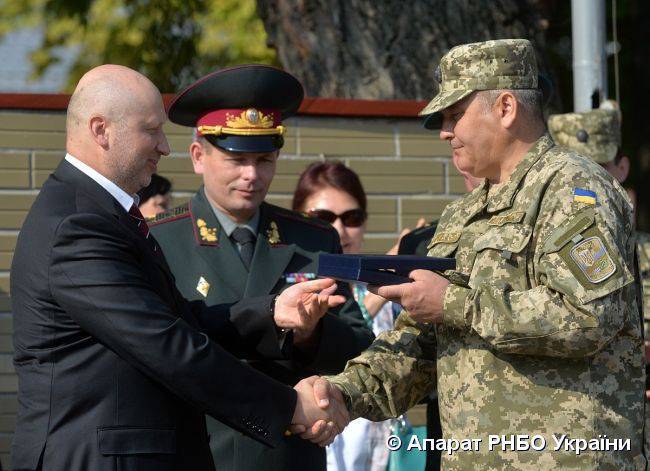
[291,376,350,446]
[290,376,350,446]
[274,278,345,344]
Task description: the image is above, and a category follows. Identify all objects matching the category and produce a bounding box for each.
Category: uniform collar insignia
[266,220,281,244]
[197,218,218,243]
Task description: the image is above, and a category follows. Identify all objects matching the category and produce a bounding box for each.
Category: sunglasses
[306,208,367,227]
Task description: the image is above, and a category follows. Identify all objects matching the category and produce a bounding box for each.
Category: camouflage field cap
[548,109,620,163]
[420,39,538,129]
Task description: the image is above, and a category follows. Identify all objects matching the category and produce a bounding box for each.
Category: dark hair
[292,161,367,212]
[137,174,172,204]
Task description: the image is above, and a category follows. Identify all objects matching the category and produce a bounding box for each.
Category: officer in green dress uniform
[149,65,374,471]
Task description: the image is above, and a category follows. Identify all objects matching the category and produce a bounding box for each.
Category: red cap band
[197,108,281,132]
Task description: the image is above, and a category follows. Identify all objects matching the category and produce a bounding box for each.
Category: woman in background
[293,161,402,471]
[137,173,172,218]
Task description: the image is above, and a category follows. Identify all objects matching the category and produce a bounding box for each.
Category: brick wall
[0,108,460,469]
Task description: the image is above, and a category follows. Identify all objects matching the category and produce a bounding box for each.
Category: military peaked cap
[167,64,304,153]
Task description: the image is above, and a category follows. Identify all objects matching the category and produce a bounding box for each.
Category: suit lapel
[54,159,176,281]
[108,193,176,279]
[244,203,295,298]
[189,189,248,298]
[54,159,125,218]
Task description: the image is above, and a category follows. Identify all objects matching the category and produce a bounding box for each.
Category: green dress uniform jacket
[150,187,374,471]
[329,134,645,470]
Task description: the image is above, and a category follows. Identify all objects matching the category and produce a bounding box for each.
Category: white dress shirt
[65,153,138,211]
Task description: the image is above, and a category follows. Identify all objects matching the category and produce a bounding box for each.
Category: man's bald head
[65,64,170,194]
[66,64,162,139]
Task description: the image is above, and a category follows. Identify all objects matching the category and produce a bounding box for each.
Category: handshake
[290,376,350,446]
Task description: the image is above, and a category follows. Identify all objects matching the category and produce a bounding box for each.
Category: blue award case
[317,254,456,285]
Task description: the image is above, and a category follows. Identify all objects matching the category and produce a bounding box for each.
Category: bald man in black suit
[10,65,343,471]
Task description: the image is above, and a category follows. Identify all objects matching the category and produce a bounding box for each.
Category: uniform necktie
[231,227,256,270]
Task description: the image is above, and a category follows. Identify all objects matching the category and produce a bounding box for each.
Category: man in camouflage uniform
[548,108,649,342]
[298,39,645,469]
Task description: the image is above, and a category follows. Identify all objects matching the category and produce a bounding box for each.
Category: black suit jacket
[10,160,296,471]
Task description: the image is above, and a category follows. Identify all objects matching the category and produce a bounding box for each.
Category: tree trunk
[256,0,552,100]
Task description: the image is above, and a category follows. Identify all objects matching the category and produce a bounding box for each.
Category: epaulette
[274,207,334,232]
[147,203,190,227]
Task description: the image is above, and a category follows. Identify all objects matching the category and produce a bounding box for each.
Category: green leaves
[0,0,277,91]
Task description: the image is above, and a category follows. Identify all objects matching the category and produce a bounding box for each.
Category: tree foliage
[0,0,277,92]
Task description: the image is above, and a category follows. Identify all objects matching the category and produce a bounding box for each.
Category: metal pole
[571,0,608,111]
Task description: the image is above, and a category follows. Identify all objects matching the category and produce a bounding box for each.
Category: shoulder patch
[543,209,595,253]
[573,188,597,205]
[569,236,616,283]
[147,203,190,226]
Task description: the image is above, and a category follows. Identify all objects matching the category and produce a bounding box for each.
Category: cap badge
[226,109,274,129]
[246,108,260,124]
[267,221,281,244]
[197,218,218,243]
[434,65,442,84]
[576,129,589,143]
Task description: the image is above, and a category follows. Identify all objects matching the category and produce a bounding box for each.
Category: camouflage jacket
[329,135,645,469]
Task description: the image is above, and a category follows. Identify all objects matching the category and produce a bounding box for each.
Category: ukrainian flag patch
[573,188,597,205]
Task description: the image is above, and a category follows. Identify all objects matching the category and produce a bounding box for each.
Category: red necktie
[128,204,150,239]
[128,204,165,261]
[128,204,162,256]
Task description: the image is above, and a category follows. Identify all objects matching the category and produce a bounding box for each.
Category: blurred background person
[137,173,172,218]
[293,160,410,471]
[399,154,483,257]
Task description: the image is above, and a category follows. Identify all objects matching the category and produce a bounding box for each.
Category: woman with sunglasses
[293,161,402,471]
